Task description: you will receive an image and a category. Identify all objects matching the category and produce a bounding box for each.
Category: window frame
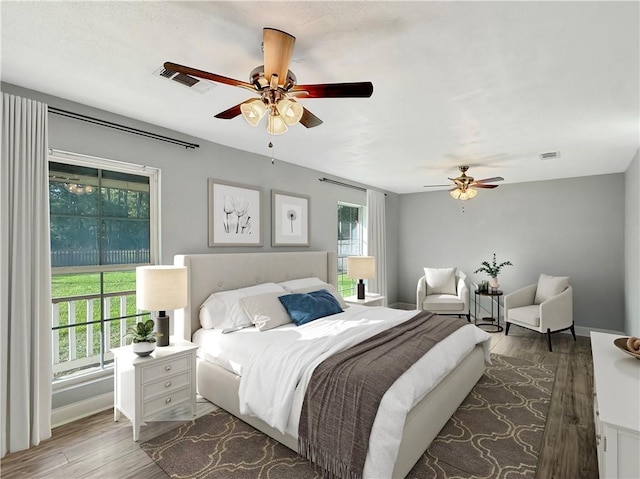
[337,201,366,298]
[48,149,161,388]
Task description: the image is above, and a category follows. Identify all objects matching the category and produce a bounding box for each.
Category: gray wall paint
[398,174,626,333]
[625,150,640,336]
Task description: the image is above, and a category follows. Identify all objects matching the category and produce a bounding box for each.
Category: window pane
[50,217,100,267]
[101,219,150,264]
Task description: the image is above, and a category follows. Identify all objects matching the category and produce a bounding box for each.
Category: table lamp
[347,256,375,300]
[136,265,187,347]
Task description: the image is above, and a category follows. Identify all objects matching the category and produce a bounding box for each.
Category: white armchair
[416,268,470,322]
[504,274,574,351]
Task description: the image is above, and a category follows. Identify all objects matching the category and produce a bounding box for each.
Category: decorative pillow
[199,282,287,330]
[278,277,348,308]
[424,267,457,295]
[534,274,570,304]
[240,291,292,331]
[278,289,343,326]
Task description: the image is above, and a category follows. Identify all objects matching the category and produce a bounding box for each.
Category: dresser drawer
[141,354,190,384]
[142,371,191,400]
[142,386,191,418]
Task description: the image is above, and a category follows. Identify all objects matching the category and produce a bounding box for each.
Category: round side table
[474,289,504,333]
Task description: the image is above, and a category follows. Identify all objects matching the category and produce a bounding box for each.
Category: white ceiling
[2,1,638,194]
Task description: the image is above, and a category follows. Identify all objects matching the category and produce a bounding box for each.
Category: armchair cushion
[534,274,570,305]
[507,305,541,327]
[423,267,457,295]
[423,294,465,312]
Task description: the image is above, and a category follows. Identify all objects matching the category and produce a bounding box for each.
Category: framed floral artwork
[208,179,262,246]
[271,190,310,246]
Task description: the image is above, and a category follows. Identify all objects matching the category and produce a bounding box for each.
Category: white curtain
[366,189,387,301]
[1,93,52,457]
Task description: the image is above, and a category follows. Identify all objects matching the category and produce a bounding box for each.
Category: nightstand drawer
[141,355,190,383]
[143,386,191,418]
[142,371,191,400]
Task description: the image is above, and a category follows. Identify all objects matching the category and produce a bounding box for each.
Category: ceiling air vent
[153,66,215,94]
[539,151,561,160]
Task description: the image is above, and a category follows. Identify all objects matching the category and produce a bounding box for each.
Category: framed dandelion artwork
[208,179,262,247]
[271,190,310,246]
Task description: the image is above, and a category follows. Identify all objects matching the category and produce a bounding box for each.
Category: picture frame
[208,179,262,247]
[271,190,310,246]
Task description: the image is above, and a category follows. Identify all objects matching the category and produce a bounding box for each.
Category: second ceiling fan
[424,166,504,200]
[164,28,374,135]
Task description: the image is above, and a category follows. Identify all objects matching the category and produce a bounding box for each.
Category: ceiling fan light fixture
[240,99,267,127]
[267,112,288,135]
[458,188,477,201]
[277,98,304,126]
[450,188,462,200]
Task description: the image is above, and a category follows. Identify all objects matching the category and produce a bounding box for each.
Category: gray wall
[398,174,626,333]
[625,150,640,336]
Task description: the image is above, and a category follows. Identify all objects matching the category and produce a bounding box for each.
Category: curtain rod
[48,107,200,150]
[319,177,387,196]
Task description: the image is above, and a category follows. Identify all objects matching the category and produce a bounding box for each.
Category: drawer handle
[165,397,172,404]
[165,365,172,371]
[165,381,172,388]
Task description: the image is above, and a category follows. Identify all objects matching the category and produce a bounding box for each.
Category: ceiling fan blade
[290,82,374,98]
[474,176,504,184]
[473,184,499,189]
[164,62,256,92]
[423,184,453,188]
[263,28,296,87]
[214,100,253,120]
[299,107,323,128]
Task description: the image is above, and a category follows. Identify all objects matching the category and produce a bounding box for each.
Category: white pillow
[199,282,287,329]
[424,267,457,295]
[240,291,292,331]
[278,277,348,308]
[534,274,569,304]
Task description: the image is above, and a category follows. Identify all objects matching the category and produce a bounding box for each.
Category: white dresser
[591,332,640,478]
[112,337,198,441]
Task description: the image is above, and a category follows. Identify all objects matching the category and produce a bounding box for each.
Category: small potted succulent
[123,319,161,357]
[474,253,513,290]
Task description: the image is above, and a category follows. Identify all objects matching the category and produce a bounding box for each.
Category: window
[337,202,365,297]
[49,152,159,381]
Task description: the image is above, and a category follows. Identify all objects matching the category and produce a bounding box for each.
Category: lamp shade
[136,266,188,311]
[277,99,304,126]
[267,113,288,135]
[240,99,267,127]
[346,256,375,279]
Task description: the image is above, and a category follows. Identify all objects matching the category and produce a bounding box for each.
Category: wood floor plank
[0,333,599,479]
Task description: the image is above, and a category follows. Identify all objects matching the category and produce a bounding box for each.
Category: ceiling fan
[424,166,504,200]
[164,28,373,135]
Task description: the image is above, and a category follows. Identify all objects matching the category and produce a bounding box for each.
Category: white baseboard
[51,392,113,428]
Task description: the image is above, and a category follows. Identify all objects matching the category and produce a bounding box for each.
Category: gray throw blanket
[298,311,468,479]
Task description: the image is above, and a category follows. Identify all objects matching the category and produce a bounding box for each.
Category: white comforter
[196,306,491,479]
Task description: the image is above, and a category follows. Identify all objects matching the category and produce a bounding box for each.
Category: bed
[173,251,489,478]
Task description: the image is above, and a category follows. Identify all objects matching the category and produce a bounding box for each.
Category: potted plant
[474,253,513,290]
[123,319,161,357]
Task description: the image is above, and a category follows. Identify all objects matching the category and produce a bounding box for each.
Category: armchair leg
[466,313,471,323]
[570,323,577,341]
[505,322,510,335]
[546,329,553,352]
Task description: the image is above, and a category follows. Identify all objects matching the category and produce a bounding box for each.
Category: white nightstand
[112,337,198,441]
[343,294,386,307]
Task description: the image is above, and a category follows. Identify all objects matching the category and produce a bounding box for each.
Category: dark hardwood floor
[1,330,597,479]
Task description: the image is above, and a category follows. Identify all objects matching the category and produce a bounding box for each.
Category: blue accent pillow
[278,289,343,326]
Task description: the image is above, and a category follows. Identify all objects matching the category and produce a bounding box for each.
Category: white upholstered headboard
[173,251,338,341]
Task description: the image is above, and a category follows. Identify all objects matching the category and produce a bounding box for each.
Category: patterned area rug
[141,354,555,479]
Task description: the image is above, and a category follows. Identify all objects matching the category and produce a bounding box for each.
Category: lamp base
[357,280,365,300]
[156,314,169,347]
